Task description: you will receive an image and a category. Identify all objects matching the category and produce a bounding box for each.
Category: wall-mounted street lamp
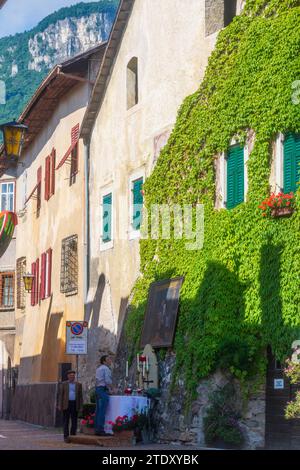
[23,273,35,293]
[0,121,28,159]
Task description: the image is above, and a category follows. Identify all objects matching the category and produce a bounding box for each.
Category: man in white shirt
[95,355,114,436]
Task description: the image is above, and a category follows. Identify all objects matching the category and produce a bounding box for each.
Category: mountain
[0,1,118,124]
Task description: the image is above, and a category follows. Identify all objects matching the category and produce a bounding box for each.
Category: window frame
[219,139,248,209]
[129,169,145,240]
[60,235,78,296]
[100,185,114,252]
[0,179,16,212]
[127,57,139,110]
[0,272,15,310]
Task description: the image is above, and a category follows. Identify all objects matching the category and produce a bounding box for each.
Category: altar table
[104,395,150,433]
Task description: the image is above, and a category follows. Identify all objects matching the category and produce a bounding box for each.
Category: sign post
[66,321,88,377]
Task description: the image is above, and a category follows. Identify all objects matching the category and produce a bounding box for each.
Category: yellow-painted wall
[14,82,89,384]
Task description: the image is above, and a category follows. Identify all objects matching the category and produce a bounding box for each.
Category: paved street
[0,420,205,451]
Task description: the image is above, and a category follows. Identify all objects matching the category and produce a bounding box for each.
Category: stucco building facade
[79,0,241,391]
[4,44,105,424]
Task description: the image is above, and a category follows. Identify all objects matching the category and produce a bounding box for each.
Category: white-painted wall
[88,0,218,354]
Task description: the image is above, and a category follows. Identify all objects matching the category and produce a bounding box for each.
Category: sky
[0,0,97,38]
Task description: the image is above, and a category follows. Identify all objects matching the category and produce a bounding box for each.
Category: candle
[143,361,145,377]
[126,361,128,378]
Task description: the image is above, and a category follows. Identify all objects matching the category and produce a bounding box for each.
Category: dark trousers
[63,401,78,438]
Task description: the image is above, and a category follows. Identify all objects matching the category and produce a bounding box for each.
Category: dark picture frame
[140,277,184,349]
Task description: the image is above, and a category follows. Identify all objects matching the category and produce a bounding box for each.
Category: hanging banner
[66,321,88,355]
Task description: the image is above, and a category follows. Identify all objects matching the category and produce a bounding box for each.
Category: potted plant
[107,411,149,443]
[258,192,295,218]
[284,356,300,419]
[80,412,96,435]
[203,384,244,449]
[79,403,96,435]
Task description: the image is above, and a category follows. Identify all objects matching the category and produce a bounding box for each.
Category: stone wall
[141,352,265,449]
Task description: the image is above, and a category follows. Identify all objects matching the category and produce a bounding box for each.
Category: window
[45,149,56,201]
[127,57,138,109]
[70,143,78,185]
[0,181,15,212]
[283,133,300,194]
[40,249,52,300]
[102,193,112,244]
[61,235,78,296]
[130,176,144,235]
[0,273,14,309]
[226,144,244,209]
[16,257,26,310]
[224,0,237,27]
[70,125,79,186]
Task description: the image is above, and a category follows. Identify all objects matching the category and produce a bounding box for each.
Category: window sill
[100,240,114,252]
[0,306,14,312]
[129,229,141,241]
[126,103,141,117]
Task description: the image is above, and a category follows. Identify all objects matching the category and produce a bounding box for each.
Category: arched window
[224,0,237,27]
[127,57,138,109]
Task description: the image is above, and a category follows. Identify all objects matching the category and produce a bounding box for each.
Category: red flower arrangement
[107,412,147,432]
[258,192,295,217]
[80,412,95,428]
[139,355,147,362]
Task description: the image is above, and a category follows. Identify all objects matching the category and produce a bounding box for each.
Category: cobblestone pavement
[0,420,207,451]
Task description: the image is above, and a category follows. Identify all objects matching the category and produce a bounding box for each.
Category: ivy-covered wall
[125,0,300,401]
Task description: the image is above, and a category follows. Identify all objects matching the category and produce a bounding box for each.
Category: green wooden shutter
[102,193,112,243]
[284,133,300,194]
[132,177,143,231]
[226,145,244,209]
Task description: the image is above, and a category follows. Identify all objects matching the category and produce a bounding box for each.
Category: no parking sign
[66,321,88,355]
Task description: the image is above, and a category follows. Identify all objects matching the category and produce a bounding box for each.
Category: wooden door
[265,349,300,449]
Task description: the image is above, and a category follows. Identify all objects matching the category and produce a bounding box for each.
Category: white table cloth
[104,395,150,433]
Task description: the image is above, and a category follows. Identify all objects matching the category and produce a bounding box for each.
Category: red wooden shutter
[47,248,52,297]
[45,156,50,201]
[51,148,56,196]
[40,253,46,300]
[35,258,39,305]
[71,124,80,144]
[37,167,42,211]
[31,262,36,306]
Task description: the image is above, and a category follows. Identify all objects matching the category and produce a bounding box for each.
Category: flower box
[113,430,135,445]
[271,207,294,218]
[81,424,96,435]
[259,192,296,218]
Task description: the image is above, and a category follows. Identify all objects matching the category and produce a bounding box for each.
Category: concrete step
[68,433,135,447]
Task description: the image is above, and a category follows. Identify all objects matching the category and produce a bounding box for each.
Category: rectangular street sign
[66,321,88,355]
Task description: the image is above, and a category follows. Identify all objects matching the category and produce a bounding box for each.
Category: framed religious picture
[140,277,184,349]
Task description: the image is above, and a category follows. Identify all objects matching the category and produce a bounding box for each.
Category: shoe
[95,431,111,437]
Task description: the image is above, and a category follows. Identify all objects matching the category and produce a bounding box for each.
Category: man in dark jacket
[57,370,83,442]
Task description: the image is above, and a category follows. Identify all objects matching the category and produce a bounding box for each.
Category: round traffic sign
[71,322,84,336]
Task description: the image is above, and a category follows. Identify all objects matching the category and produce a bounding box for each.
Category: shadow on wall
[259,240,297,358]
[80,273,129,400]
[17,295,65,383]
